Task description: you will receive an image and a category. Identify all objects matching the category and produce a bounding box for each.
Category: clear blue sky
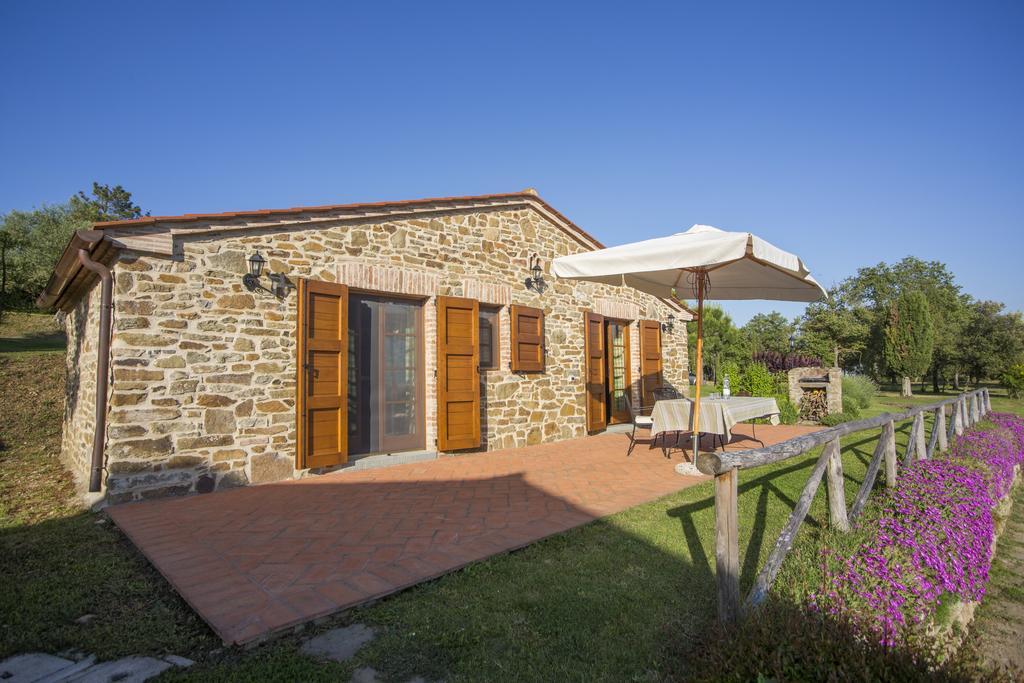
[2,1,1021,323]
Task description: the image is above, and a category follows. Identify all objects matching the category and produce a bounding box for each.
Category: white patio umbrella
[552,224,826,470]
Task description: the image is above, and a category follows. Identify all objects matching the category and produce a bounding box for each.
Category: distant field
[0,311,66,354]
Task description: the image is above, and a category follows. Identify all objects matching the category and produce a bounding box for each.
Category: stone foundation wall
[62,206,689,502]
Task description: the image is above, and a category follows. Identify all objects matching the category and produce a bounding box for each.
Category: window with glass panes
[479,306,500,369]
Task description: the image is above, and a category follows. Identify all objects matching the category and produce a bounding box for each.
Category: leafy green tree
[956,300,1024,385]
[883,290,934,397]
[69,182,145,223]
[798,287,870,369]
[0,204,74,314]
[0,182,145,314]
[839,257,963,390]
[1004,364,1024,399]
[687,305,750,382]
[741,312,795,356]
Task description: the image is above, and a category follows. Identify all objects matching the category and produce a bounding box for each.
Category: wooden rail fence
[695,388,993,623]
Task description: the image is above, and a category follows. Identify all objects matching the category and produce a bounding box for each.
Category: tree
[957,300,1024,384]
[839,257,964,390]
[0,182,146,314]
[69,182,145,223]
[741,312,795,356]
[687,305,750,382]
[883,290,934,397]
[0,204,74,314]
[798,287,870,369]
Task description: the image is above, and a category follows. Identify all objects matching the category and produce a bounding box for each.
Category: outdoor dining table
[650,396,781,449]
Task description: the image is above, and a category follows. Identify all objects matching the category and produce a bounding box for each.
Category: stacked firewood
[799,388,829,422]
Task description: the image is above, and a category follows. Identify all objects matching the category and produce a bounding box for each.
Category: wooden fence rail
[696,388,992,622]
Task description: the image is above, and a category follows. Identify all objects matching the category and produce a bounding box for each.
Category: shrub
[841,394,861,418]
[752,350,825,373]
[843,374,877,410]
[1003,363,1024,399]
[820,411,857,426]
[775,394,798,424]
[738,362,776,397]
[716,359,742,392]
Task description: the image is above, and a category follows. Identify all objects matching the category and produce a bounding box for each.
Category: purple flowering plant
[808,412,1024,647]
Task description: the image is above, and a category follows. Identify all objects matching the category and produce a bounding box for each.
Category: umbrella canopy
[552,224,825,473]
[551,224,825,302]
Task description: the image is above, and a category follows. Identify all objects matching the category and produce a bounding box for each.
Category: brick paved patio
[108,424,816,644]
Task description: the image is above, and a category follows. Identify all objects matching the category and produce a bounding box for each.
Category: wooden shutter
[639,319,663,408]
[297,279,349,469]
[437,296,481,451]
[585,312,607,433]
[510,305,545,372]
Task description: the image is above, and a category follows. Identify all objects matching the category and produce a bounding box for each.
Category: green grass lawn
[1,343,1021,681]
[0,311,66,354]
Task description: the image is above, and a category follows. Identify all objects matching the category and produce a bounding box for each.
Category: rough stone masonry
[56,195,689,503]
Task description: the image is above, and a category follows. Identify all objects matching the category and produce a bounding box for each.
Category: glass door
[605,320,631,424]
[348,294,424,455]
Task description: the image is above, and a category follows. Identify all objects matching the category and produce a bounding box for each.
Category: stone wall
[61,283,103,492]
[62,206,689,502]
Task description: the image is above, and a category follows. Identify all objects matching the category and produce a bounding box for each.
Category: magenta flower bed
[810,412,1024,646]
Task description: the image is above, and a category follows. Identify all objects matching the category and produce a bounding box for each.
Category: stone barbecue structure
[40,190,691,503]
[787,366,843,420]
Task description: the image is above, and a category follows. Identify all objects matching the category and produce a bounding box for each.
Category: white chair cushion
[634,416,654,426]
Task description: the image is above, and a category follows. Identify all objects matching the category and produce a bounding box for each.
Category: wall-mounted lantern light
[243,251,293,299]
[524,253,547,293]
[246,252,266,281]
[662,313,675,334]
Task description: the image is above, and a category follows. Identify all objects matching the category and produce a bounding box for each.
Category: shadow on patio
[107,426,815,645]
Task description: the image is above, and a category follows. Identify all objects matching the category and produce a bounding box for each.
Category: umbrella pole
[691,276,705,462]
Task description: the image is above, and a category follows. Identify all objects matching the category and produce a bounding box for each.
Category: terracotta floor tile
[108,424,817,644]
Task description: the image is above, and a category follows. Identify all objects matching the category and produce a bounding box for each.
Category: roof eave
[36,231,121,311]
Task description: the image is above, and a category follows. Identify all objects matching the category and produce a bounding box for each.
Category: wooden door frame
[605,318,632,425]
[347,292,426,456]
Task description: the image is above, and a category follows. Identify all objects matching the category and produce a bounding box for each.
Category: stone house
[39,190,690,503]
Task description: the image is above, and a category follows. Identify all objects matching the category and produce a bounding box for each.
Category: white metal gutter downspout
[76,248,113,493]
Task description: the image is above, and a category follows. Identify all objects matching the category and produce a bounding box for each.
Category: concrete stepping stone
[63,656,171,682]
[301,624,376,663]
[0,652,192,683]
[350,667,381,683]
[0,653,88,682]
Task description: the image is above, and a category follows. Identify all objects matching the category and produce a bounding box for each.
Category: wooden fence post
[954,398,965,436]
[882,420,897,487]
[824,437,850,532]
[714,467,740,623]
[904,412,924,467]
[970,395,978,424]
[935,406,947,453]
[915,411,927,461]
[985,388,992,413]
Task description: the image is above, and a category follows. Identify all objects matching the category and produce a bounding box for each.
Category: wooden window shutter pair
[510,305,545,372]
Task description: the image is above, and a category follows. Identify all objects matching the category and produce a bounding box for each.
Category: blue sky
[1,1,1021,323]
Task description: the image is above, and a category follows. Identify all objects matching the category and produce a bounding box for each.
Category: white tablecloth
[651,397,781,441]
